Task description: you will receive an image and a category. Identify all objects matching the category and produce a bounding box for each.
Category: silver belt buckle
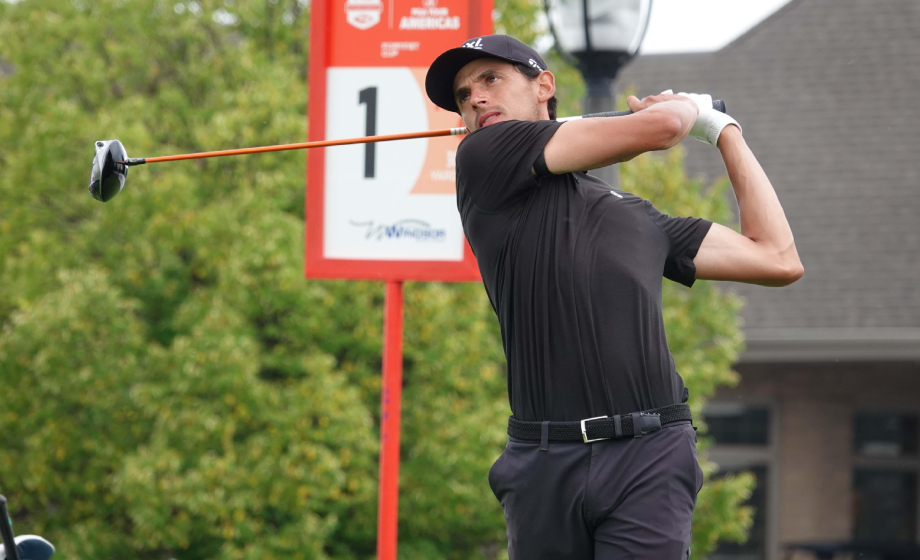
[581,416,610,443]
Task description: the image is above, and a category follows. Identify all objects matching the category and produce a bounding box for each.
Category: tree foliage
[0,0,751,559]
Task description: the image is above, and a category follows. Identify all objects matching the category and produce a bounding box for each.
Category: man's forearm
[544,96,698,174]
[717,126,802,272]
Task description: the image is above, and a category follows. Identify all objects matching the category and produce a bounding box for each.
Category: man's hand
[629,90,741,146]
[626,91,701,146]
[625,91,699,114]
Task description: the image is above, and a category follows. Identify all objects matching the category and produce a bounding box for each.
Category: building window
[706,404,770,446]
[705,404,774,560]
[854,412,918,458]
[853,470,918,542]
[710,465,769,560]
[852,411,920,543]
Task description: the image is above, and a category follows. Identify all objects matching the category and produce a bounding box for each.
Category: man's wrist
[671,91,741,146]
[692,108,741,146]
[717,123,743,151]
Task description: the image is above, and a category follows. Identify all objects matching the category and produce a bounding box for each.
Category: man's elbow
[764,259,804,287]
[778,261,804,286]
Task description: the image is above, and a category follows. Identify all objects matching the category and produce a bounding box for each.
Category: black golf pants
[488,421,703,560]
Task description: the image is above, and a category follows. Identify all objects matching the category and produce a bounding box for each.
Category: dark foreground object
[786,541,920,560]
[0,495,21,560]
[0,496,55,560]
[488,421,703,560]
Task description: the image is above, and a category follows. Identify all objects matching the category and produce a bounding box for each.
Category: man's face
[452,58,549,132]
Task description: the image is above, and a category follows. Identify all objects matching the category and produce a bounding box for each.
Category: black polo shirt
[455,119,713,422]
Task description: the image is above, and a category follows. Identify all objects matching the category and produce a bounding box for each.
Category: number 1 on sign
[359,86,377,179]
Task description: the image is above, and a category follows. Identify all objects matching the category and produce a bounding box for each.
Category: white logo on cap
[528,58,543,71]
[463,38,483,49]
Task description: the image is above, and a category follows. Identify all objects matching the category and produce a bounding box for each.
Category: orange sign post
[306,0,492,557]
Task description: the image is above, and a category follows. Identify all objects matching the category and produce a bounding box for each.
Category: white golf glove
[661,89,741,146]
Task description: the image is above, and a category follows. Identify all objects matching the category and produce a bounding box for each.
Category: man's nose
[470,85,489,106]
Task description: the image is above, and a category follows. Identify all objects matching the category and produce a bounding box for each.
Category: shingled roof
[619,0,920,362]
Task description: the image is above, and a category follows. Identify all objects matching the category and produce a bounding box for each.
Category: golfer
[425,34,802,560]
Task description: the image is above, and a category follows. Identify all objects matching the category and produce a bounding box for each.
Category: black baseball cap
[425,34,548,114]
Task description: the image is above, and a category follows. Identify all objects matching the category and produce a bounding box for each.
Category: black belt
[507,403,692,443]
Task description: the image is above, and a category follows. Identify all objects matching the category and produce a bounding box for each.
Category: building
[619,1,920,559]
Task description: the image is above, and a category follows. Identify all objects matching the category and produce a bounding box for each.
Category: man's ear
[536,71,556,104]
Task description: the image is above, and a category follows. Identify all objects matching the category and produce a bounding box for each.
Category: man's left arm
[693,125,804,287]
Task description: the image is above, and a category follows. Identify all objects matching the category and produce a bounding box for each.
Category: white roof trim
[739,328,920,363]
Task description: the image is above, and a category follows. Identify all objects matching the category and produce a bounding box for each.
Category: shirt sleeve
[645,201,713,288]
[455,119,563,211]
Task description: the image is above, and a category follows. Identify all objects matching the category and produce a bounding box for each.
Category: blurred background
[0,1,917,560]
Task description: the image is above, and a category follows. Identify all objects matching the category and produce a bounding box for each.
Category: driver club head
[88,139,128,202]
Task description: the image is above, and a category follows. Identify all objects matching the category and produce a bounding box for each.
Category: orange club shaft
[130,127,470,164]
[118,103,729,167]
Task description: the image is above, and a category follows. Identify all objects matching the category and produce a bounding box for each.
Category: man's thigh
[489,438,594,560]
[589,422,704,560]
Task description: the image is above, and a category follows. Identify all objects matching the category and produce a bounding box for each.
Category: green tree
[0,1,751,559]
[1,2,380,559]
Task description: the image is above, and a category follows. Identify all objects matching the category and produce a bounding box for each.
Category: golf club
[88,100,727,203]
[0,496,21,560]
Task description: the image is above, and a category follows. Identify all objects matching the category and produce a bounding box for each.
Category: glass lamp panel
[548,0,588,53]
[548,0,650,55]
[588,0,649,53]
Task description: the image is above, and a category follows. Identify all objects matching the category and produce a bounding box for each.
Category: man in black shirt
[425,35,802,560]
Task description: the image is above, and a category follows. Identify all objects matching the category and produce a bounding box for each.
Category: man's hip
[489,420,703,560]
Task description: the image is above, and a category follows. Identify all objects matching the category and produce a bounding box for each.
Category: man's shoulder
[457,119,561,159]
[454,120,560,210]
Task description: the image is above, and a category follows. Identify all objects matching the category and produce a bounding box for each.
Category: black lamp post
[546,0,652,186]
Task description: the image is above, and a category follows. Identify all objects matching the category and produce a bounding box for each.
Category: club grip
[0,496,21,560]
[580,99,726,119]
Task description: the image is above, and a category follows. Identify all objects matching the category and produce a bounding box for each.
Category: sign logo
[399,0,460,30]
[528,58,543,71]
[350,219,447,241]
[345,0,383,30]
[463,38,483,49]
